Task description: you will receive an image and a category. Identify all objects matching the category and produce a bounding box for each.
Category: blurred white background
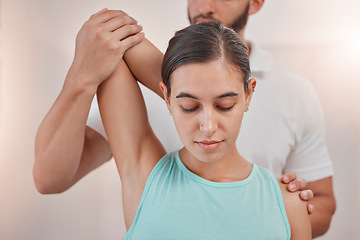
[0,0,359,239]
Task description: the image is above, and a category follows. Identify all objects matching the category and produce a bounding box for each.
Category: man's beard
[188,3,250,33]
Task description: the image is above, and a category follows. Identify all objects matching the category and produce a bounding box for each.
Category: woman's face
[161,60,254,163]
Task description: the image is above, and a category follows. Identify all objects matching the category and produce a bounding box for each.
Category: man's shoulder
[249,41,313,89]
[272,62,312,87]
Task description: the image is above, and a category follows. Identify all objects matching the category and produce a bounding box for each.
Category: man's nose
[198,0,216,15]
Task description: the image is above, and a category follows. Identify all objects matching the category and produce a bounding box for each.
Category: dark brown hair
[161,22,250,97]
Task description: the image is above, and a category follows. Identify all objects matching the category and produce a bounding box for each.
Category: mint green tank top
[124,151,291,240]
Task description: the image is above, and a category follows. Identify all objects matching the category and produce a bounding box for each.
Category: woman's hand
[281,172,314,214]
[70,9,145,89]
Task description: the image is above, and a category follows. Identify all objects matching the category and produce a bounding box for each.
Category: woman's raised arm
[97,59,165,229]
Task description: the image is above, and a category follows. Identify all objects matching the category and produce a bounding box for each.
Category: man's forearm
[309,194,336,238]
[33,69,97,194]
[307,177,336,238]
[123,38,164,98]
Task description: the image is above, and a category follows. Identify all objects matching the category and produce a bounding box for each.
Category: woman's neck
[179,146,252,183]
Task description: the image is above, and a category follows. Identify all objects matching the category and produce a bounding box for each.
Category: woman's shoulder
[277,180,312,240]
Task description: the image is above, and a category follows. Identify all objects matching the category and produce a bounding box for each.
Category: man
[33,0,335,238]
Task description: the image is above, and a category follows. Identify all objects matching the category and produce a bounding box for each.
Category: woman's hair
[161,22,250,97]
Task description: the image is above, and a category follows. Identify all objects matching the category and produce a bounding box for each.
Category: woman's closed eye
[181,105,199,112]
[216,104,235,112]
[180,104,235,113]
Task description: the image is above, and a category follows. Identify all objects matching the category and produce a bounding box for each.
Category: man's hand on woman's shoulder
[281,172,314,214]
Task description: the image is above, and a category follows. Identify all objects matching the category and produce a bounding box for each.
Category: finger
[102,15,138,32]
[91,8,108,18]
[299,189,314,201]
[91,10,129,25]
[113,24,143,42]
[118,32,145,53]
[297,178,307,189]
[307,204,314,215]
[281,172,296,184]
[287,178,304,192]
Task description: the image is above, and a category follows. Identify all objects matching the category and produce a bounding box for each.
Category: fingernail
[300,191,307,198]
[289,183,296,191]
[283,176,289,183]
[309,204,314,213]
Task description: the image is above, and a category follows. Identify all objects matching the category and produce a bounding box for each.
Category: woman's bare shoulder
[277,180,312,240]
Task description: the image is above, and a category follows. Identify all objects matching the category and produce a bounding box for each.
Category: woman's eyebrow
[217,92,239,99]
[175,92,198,99]
[175,92,239,100]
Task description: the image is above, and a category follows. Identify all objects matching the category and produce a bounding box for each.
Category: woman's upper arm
[97,60,165,182]
[279,181,312,240]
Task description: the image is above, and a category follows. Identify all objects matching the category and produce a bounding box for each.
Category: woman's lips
[195,140,223,150]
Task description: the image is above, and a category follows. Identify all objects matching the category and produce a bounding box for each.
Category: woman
[97,22,311,239]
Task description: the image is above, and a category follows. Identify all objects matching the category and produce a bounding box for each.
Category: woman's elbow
[32,161,69,194]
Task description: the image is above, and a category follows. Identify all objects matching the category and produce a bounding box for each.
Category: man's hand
[281,172,314,214]
[71,8,145,89]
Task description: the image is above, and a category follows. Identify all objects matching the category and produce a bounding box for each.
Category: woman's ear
[159,81,171,110]
[248,0,265,15]
[245,78,256,111]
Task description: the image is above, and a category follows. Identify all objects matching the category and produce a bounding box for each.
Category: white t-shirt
[87,43,333,182]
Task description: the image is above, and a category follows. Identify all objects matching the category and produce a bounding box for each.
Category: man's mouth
[195,18,213,24]
[193,14,218,24]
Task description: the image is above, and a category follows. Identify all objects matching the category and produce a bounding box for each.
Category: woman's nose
[200,109,218,136]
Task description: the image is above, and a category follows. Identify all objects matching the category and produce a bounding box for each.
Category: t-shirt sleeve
[284,82,333,182]
[86,94,108,140]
